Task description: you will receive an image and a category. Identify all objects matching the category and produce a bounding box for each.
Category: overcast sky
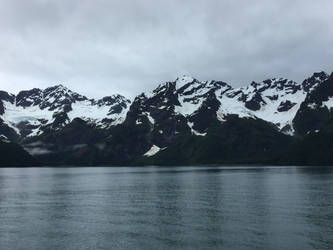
[0,0,332,99]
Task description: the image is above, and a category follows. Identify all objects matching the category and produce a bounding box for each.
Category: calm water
[0,166,332,250]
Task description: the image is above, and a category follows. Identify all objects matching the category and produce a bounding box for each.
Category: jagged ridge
[0,71,332,166]
[0,84,130,139]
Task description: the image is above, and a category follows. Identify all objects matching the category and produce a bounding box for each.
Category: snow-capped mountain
[0,72,330,144]
[128,71,329,141]
[1,70,333,166]
[110,72,328,158]
[0,84,130,140]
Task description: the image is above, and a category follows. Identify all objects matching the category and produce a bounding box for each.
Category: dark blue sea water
[0,166,332,250]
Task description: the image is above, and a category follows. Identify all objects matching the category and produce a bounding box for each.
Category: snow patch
[144,145,166,157]
[25,147,52,156]
[175,96,203,117]
[144,112,155,124]
[0,135,10,143]
[187,122,207,136]
[308,103,317,109]
[322,97,333,109]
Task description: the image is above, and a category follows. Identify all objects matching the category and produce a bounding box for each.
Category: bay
[0,166,332,249]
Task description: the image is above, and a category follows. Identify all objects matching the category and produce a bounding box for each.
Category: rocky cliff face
[293,72,333,135]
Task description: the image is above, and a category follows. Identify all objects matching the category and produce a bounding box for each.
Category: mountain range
[1,71,333,166]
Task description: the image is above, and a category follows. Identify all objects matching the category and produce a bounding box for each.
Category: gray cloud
[0,0,332,99]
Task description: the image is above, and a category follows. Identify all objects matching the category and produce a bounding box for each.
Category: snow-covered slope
[0,84,131,138]
[218,78,306,134]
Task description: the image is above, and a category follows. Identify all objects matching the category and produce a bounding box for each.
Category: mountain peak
[44,84,70,93]
[175,75,196,89]
[53,83,66,88]
[95,94,130,107]
[43,84,87,102]
[302,71,329,92]
[313,71,329,78]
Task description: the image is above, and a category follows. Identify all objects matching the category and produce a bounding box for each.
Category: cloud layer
[0,0,332,98]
